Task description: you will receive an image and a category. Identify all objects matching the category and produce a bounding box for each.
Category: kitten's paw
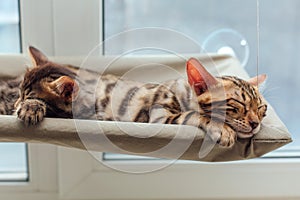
[207,122,236,148]
[218,124,236,147]
[16,99,46,126]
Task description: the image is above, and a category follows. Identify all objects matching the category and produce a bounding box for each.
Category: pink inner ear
[186,58,218,95]
[248,74,267,86]
[51,76,79,102]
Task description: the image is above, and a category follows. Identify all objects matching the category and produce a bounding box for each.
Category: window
[0,0,20,53]
[0,1,299,199]
[104,0,299,160]
[0,0,28,181]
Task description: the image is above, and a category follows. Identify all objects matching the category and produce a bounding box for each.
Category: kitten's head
[186,58,267,138]
[15,46,79,117]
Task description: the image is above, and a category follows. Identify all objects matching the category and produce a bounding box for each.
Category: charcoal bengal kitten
[15,46,267,147]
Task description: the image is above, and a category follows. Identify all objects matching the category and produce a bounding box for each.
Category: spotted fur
[0,76,22,115]
[14,47,268,147]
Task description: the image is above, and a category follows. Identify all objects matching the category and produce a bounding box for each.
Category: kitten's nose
[250,121,259,129]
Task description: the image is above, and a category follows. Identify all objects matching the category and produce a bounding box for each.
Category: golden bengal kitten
[14,46,267,147]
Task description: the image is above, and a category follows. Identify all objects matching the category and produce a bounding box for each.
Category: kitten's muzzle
[249,121,259,130]
[237,123,261,138]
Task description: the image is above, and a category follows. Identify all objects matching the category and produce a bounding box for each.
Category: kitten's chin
[237,132,254,139]
[237,124,261,139]
[252,124,261,134]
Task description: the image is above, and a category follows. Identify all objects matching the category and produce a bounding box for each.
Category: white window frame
[0,0,299,199]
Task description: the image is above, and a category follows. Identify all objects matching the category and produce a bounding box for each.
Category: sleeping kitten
[15,46,267,147]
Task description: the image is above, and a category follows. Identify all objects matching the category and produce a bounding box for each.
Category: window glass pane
[104,0,256,68]
[0,0,20,53]
[0,0,28,181]
[0,143,27,181]
[104,0,298,160]
[259,0,299,150]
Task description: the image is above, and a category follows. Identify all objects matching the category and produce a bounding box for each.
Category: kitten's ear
[50,76,79,102]
[248,74,267,86]
[28,46,49,67]
[186,58,218,95]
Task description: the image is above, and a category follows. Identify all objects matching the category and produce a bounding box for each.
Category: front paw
[207,122,236,148]
[16,99,46,126]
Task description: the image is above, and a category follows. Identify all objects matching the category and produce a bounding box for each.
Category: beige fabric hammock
[0,54,292,162]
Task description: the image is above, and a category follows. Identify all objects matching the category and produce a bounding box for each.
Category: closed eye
[44,77,56,83]
[258,104,267,117]
[227,99,246,113]
[258,104,267,110]
[227,107,239,113]
[258,105,267,113]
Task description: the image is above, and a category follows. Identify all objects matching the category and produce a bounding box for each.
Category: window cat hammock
[0,54,291,162]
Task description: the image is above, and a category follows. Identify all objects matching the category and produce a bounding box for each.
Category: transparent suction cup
[202,28,250,68]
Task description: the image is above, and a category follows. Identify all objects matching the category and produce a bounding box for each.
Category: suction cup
[202,28,250,68]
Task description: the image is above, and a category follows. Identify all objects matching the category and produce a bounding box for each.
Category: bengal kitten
[15,46,267,147]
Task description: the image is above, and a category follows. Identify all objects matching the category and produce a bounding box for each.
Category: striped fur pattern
[0,76,22,115]
[15,47,267,147]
